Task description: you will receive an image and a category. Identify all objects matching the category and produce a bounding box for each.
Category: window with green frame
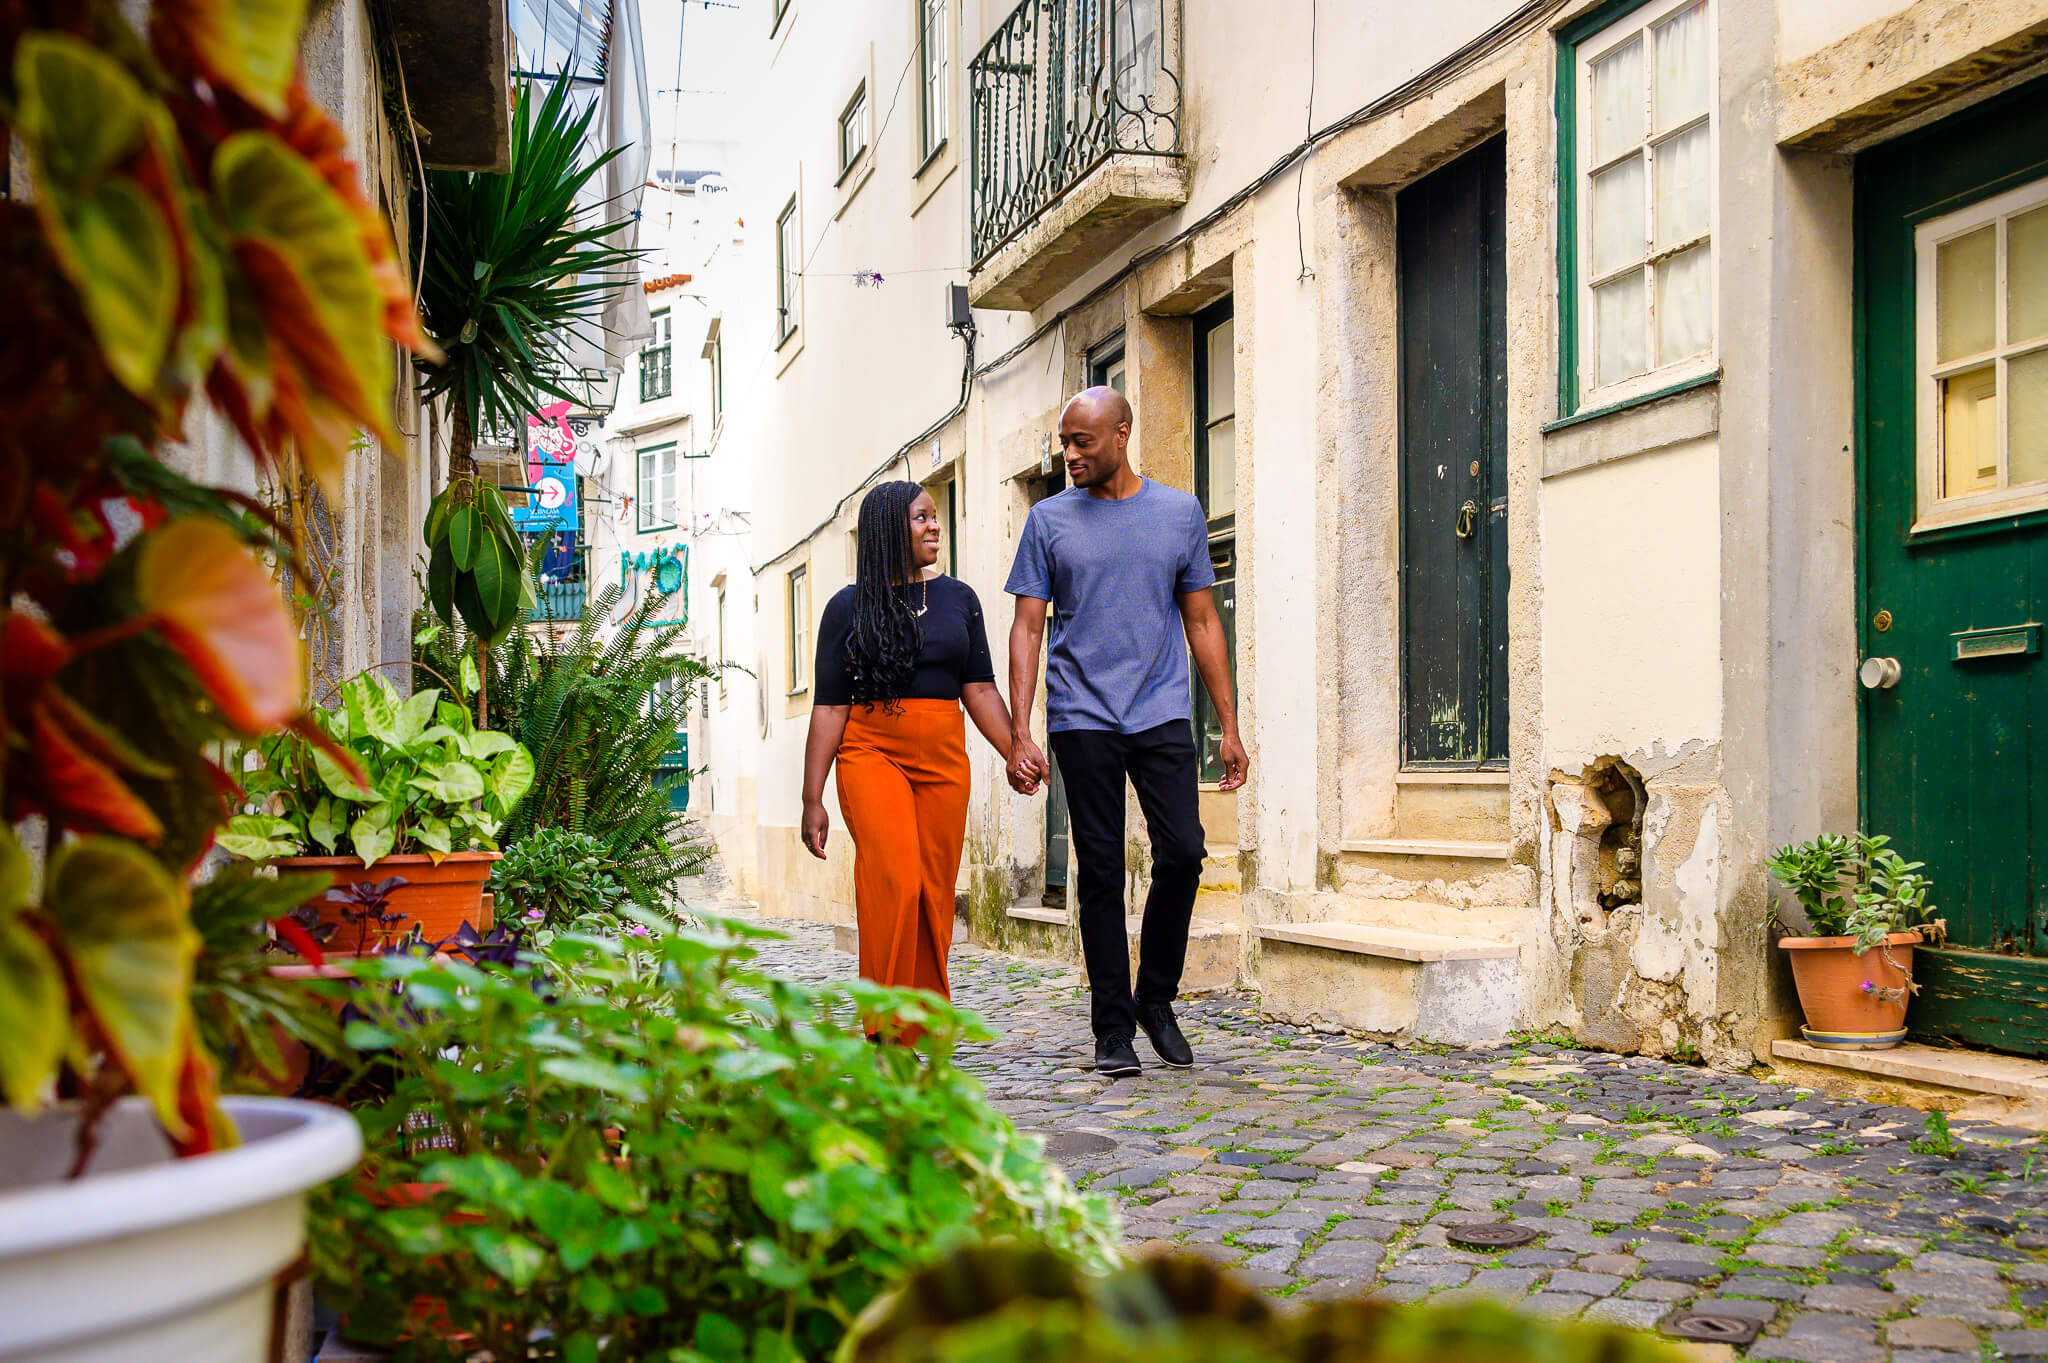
[640,308,672,402]
[918,0,949,163]
[708,332,724,428]
[1556,0,1716,419]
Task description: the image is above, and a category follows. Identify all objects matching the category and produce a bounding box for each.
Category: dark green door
[1397,136,1508,768]
[1860,79,2048,1053]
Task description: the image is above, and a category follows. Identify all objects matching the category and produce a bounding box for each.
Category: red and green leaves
[137,516,303,732]
[151,0,310,116]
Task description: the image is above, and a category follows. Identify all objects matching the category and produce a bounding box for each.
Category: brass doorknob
[1455,501,1478,538]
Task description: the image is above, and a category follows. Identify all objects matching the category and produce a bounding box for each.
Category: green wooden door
[1859,78,2048,1053]
[1397,136,1509,768]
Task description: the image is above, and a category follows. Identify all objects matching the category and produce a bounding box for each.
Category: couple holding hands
[801,386,1245,1076]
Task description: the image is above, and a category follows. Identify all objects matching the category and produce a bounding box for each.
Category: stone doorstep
[1253,922,1517,963]
[1336,837,1511,860]
[1771,1038,2048,1113]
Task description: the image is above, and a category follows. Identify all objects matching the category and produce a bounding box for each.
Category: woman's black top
[814,576,995,706]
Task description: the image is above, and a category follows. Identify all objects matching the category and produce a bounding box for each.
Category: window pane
[1653,1,1709,133]
[1589,37,1644,164]
[1655,242,1711,365]
[2013,349,2048,487]
[1206,417,1236,520]
[922,0,947,152]
[1590,154,1646,277]
[1936,226,1996,363]
[1205,318,1235,419]
[1594,272,1647,386]
[1940,363,1999,498]
[1652,121,1709,249]
[2010,206,2048,345]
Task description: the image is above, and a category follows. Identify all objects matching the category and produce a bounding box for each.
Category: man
[1006,386,1247,1077]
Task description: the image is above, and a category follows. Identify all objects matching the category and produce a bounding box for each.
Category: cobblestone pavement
[746,916,2048,1362]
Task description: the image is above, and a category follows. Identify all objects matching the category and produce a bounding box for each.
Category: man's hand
[1217,732,1249,792]
[801,799,830,858]
[1009,733,1049,795]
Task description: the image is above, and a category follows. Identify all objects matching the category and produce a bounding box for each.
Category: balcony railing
[640,344,672,402]
[535,579,587,623]
[969,0,1182,266]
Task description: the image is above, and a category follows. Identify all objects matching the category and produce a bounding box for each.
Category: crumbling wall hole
[1548,757,1648,931]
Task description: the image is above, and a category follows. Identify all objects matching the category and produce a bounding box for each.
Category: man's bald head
[1064,384,1133,431]
[1057,385,1133,490]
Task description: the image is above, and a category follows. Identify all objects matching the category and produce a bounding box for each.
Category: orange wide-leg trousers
[835,700,969,1040]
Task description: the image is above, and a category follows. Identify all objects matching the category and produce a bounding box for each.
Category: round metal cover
[1663,1313,1763,1346]
[1445,1223,1539,1249]
[1031,1130,1117,1161]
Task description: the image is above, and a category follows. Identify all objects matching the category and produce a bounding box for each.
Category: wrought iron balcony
[969,0,1185,308]
[535,579,587,623]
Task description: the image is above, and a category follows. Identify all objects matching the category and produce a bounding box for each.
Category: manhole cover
[1445,1223,1539,1249]
[1029,1130,1117,1161]
[1663,1313,1763,1346]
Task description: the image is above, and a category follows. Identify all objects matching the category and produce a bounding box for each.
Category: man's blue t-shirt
[1005,478,1215,734]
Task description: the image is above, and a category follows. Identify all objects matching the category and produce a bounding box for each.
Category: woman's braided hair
[844,481,926,711]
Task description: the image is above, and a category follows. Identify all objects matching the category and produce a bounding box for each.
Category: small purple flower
[624,923,651,939]
[1860,980,1874,993]
[525,909,544,923]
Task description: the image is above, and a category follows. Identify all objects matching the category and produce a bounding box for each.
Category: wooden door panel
[1859,77,2048,1049]
[1397,136,1508,767]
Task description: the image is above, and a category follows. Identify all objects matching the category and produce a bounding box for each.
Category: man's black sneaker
[1138,1004,1194,1068]
[1095,1033,1142,1077]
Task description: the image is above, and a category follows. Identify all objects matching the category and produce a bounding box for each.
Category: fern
[416,565,717,908]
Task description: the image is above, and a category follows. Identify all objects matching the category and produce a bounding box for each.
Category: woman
[801,482,1016,1041]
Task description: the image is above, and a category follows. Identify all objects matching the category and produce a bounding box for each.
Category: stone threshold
[1771,1038,2048,1102]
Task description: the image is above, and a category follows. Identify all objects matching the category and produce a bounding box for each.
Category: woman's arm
[961,682,1014,764]
[800,704,851,858]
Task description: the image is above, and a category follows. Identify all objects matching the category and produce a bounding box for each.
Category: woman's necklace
[913,577,929,618]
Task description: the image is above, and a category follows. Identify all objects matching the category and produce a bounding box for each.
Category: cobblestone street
[747,916,2048,1361]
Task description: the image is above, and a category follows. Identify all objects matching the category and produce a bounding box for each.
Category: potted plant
[1,3,434,1352]
[220,672,535,951]
[1767,833,1945,1049]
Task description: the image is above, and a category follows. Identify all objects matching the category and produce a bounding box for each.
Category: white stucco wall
[1539,439,1724,767]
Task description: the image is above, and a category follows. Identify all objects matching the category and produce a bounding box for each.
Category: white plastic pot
[0,1095,362,1363]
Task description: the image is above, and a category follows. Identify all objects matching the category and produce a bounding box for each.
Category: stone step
[1340,837,1511,860]
[1771,1038,2048,1106]
[1394,771,1510,842]
[1200,848,1239,893]
[1254,921,1519,1045]
[992,905,1241,992]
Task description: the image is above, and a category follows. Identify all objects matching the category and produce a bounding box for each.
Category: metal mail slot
[1952,623,2040,661]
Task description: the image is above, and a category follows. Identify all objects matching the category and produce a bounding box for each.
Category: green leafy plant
[1910,1109,1961,1159]
[418,582,712,906]
[222,673,534,865]
[1766,832,1944,953]
[309,920,1117,1362]
[489,827,624,930]
[844,1244,1690,1363]
[188,864,348,1093]
[415,76,642,646]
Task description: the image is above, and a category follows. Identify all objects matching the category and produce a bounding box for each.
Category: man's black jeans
[1050,721,1207,1041]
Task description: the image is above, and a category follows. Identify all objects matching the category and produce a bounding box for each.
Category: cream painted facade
[711,0,2048,1066]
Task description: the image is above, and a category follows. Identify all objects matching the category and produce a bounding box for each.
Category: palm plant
[415,75,642,647]
[418,578,714,908]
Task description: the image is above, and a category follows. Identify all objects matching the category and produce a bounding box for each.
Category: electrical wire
[968,0,1565,384]
[755,0,1564,574]
[1296,0,1318,282]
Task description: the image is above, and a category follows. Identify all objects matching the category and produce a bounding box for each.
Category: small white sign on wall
[929,436,942,471]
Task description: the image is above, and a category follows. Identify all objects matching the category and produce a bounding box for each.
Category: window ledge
[1542,371,1721,478]
[833,156,875,218]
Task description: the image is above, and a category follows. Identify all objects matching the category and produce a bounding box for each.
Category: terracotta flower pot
[1779,929,1921,1049]
[277,852,500,956]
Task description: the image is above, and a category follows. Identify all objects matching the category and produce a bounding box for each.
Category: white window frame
[918,0,949,164]
[838,83,869,182]
[637,444,678,532]
[787,565,810,694]
[776,195,801,345]
[715,586,728,707]
[1912,176,2048,532]
[1572,0,1718,411]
